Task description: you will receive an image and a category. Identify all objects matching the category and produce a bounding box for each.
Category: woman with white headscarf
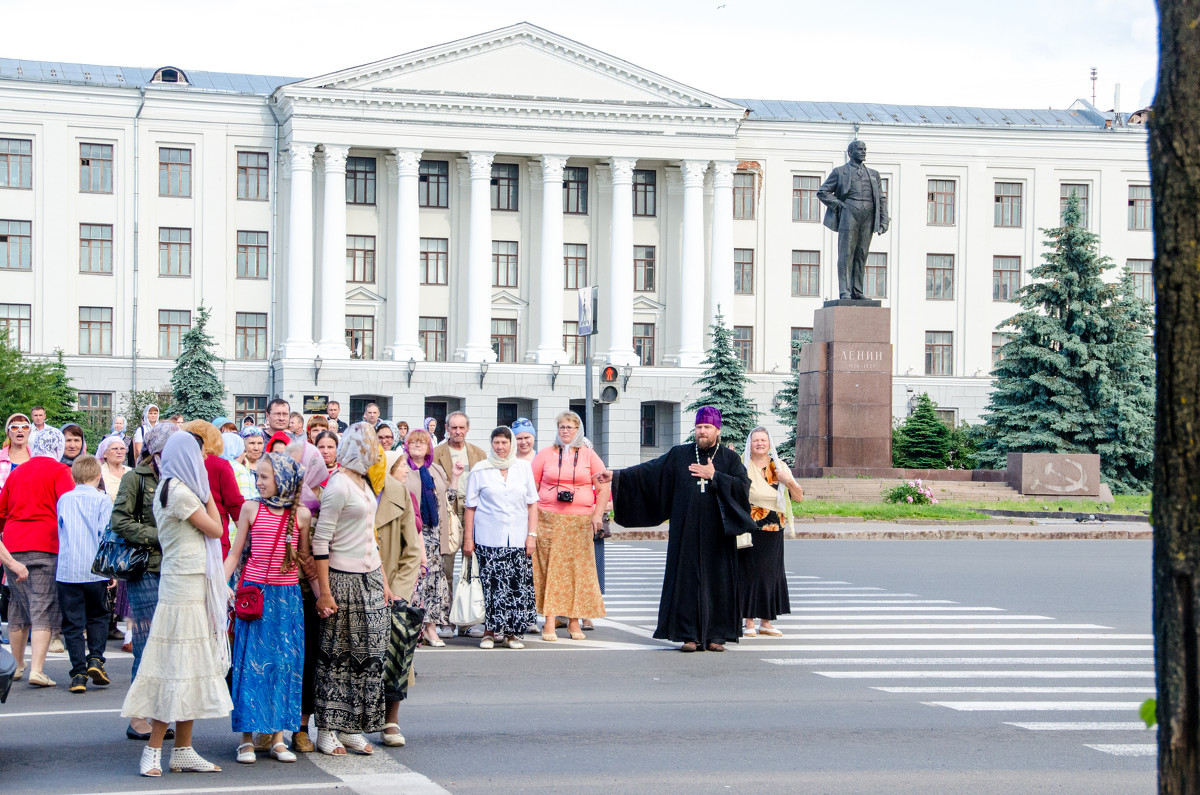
[132,403,161,461]
[121,432,233,777]
[97,434,131,500]
[738,426,804,638]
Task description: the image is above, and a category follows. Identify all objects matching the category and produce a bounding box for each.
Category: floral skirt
[314,568,387,733]
[532,512,606,618]
[231,583,304,733]
[475,544,536,637]
[412,524,451,625]
[737,509,791,621]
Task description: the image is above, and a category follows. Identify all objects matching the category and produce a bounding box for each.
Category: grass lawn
[957,494,1151,515]
[792,501,990,521]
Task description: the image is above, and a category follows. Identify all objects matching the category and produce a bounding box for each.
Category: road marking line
[925,700,1144,711]
[732,633,1150,640]
[734,644,1152,651]
[307,740,451,793]
[875,686,1155,694]
[773,599,958,604]
[772,615,1059,621]
[67,785,341,795]
[0,708,121,718]
[764,657,1152,665]
[811,670,1154,678]
[1007,721,1151,730]
[791,607,1002,611]
[790,594,923,599]
[1085,743,1157,756]
[747,624,1112,630]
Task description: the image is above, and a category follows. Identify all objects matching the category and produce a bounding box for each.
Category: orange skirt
[532,512,606,618]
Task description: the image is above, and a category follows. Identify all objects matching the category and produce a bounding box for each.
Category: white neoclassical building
[0,23,1151,466]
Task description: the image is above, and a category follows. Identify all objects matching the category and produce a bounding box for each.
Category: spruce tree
[978,194,1117,468]
[46,349,84,426]
[771,338,803,463]
[893,392,951,469]
[686,307,758,446]
[169,304,226,421]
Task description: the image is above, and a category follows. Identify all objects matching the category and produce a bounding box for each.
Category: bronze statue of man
[817,140,889,300]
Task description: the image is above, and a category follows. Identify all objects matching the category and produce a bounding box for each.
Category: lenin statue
[817,140,890,300]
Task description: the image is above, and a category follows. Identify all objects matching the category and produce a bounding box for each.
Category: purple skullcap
[695,406,722,429]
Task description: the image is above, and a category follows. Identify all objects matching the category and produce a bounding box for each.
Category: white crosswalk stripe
[598,542,1157,760]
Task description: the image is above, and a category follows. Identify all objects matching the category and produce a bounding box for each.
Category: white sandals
[236,742,256,764]
[316,729,346,755]
[139,745,162,777]
[338,732,375,755]
[381,723,406,747]
[270,742,297,762]
[169,745,220,772]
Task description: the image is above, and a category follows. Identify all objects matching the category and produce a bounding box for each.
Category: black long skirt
[737,510,790,621]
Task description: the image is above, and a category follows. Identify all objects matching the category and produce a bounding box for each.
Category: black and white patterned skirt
[474,544,536,637]
[314,568,387,733]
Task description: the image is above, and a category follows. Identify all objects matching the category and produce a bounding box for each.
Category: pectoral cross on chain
[695,443,709,493]
[698,477,708,493]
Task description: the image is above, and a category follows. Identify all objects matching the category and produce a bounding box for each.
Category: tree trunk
[1151,2,1200,791]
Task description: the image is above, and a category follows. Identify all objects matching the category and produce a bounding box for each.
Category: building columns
[605,157,637,366]
[316,145,350,358]
[534,155,570,363]
[460,151,496,362]
[708,160,736,331]
[386,149,424,361]
[677,159,708,366]
[282,143,317,359]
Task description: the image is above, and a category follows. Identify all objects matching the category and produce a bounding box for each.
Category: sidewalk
[609,520,1151,541]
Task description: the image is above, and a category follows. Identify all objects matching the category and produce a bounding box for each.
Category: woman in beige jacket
[401,430,456,647]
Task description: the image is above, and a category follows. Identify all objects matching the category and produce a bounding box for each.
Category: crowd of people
[0,399,801,777]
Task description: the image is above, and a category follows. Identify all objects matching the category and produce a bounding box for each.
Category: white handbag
[449,554,485,627]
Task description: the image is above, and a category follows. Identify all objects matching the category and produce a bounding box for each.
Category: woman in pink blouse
[529,411,609,641]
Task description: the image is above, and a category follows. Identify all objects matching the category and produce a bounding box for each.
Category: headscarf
[695,406,722,429]
[220,432,244,461]
[5,413,30,433]
[141,403,159,431]
[297,442,326,512]
[367,446,388,495]
[211,416,233,430]
[474,426,517,471]
[257,451,302,510]
[96,434,127,464]
[376,420,400,451]
[511,417,535,439]
[384,449,405,476]
[424,416,436,433]
[337,422,379,476]
[30,426,65,460]
[266,431,292,453]
[555,412,585,449]
[742,426,794,536]
[60,424,86,464]
[183,420,223,458]
[143,421,178,457]
[240,425,265,439]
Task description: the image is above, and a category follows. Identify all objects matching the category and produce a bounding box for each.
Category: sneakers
[69,674,88,693]
[87,657,110,686]
[463,625,485,638]
[28,670,55,687]
[436,625,454,639]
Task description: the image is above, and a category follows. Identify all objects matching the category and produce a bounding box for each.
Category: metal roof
[0,58,298,96]
[728,98,1119,129]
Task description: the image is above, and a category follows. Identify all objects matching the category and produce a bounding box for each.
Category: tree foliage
[0,333,86,430]
[121,389,174,435]
[771,339,803,463]
[892,393,950,469]
[686,307,759,446]
[169,304,226,421]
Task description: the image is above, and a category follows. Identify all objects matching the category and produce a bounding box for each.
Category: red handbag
[231,515,289,622]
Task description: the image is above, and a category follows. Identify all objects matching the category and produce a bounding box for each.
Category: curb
[609,525,1152,541]
[978,508,1150,523]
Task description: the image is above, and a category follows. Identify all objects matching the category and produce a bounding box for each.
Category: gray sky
[10,0,1158,110]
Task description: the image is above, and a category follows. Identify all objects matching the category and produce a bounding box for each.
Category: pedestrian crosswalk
[599,542,1157,759]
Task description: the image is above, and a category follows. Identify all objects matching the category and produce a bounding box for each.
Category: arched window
[151,66,189,85]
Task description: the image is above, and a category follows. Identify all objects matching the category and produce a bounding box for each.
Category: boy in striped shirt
[56,455,114,693]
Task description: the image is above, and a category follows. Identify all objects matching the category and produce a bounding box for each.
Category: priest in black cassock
[597,407,756,652]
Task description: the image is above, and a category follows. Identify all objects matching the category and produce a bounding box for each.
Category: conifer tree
[686,307,758,446]
[45,349,83,426]
[169,304,226,421]
[893,392,950,469]
[978,194,1118,468]
[771,338,803,463]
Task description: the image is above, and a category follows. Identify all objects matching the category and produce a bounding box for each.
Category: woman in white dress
[121,432,233,777]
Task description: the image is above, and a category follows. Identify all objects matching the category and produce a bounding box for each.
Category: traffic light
[598,365,620,403]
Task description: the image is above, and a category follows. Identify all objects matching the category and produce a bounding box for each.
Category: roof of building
[730,97,1132,129]
[0,58,298,96]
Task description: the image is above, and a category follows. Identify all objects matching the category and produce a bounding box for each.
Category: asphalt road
[0,535,1154,794]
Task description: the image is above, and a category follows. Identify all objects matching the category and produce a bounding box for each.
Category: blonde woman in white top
[96,435,131,501]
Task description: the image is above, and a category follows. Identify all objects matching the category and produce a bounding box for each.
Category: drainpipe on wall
[130,86,147,392]
[267,95,284,399]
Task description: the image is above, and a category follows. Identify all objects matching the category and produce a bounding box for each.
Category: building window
[419,316,447,362]
[491,163,518,211]
[1060,183,1089,227]
[634,245,656,291]
[78,392,113,427]
[733,172,755,220]
[732,326,753,371]
[924,331,953,376]
[792,175,820,222]
[237,231,268,279]
[157,309,190,358]
[0,220,32,270]
[563,321,584,365]
[733,248,754,295]
[993,256,1021,301]
[633,322,655,366]
[236,152,269,200]
[158,147,191,197]
[79,307,112,355]
[79,224,113,274]
[234,395,268,425]
[564,166,588,214]
[791,250,819,296]
[564,243,587,289]
[865,252,887,299]
[790,327,813,372]
[491,318,517,362]
[0,303,31,352]
[633,169,656,217]
[346,235,376,283]
[927,179,956,225]
[346,156,376,205]
[492,240,518,288]
[640,403,656,447]
[1129,185,1152,230]
[880,177,889,206]
[420,238,448,285]
[418,160,448,208]
[991,333,1009,368]
[994,182,1022,227]
[235,312,267,360]
[926,254,954,300]
[346,315,375,359]
[0,139,32,189]
[158,227,192,276]
[1128,259,1153,301]
[80,143,113,193]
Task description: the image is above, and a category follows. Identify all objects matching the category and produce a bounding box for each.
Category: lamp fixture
[621,363,633,392]
[313,354,323,385]
[407,357,417,387]
[478,360,489,389]
[550,361,561,391]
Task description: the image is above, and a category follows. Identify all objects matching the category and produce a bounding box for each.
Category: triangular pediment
[292,23,742,111]
[632,295,666,312]
[346,286,383,302]
[491,290,528,308]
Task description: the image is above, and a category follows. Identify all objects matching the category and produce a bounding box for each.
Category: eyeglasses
[8,423,30,431]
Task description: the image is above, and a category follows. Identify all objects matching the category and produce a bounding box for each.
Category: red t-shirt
[0,456,77,554]
[205,455,244,559]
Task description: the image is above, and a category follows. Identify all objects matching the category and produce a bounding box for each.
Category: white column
[605,157,637,365]
[535,155,569,363]
[677,160,708,366]
[709,160,736,331]
[282,143,317,358]
[386,149,424,361]
[316,145,350,358]
[461,152,496,362]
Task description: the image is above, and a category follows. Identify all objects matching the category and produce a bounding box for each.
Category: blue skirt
[231,582,304,733]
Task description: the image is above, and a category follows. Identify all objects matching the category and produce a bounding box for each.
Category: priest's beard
[697,436,719,454]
